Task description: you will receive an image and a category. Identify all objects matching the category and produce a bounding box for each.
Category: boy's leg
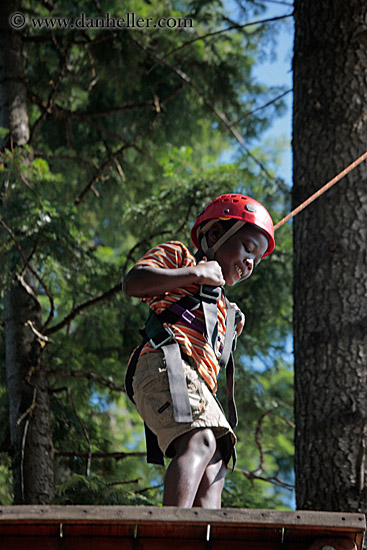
[192,447,227,508]
[163,428,217,508]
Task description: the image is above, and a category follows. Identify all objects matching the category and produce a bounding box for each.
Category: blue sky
[251,2,294,186]
[225,1,294,185]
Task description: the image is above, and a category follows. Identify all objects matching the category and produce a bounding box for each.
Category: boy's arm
[123,259,225,298]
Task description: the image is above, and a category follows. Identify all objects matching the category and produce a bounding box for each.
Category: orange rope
[274,151,367,231]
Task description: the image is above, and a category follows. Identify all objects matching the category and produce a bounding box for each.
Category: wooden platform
[0,506,365,549]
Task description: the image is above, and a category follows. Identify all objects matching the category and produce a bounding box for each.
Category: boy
[123,193,275,508]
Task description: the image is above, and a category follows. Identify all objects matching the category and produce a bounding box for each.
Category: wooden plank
[0,506,365,531]
[0,506,364,550]
[0,538,59,550]
[0,537,133,550]
[213,543,284,550]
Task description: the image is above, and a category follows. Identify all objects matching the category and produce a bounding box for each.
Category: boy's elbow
[123,267,144,297]
[122,275,134,296]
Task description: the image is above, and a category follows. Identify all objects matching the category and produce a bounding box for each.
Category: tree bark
[4,275,54,504]
[1,0,54,503]
[293,0,367,511]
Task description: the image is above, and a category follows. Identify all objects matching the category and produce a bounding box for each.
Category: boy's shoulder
[139,240,196,268]
[151,240,194,259]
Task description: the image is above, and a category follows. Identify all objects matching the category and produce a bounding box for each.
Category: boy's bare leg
[192,448,227,508]
[163,428,217,507]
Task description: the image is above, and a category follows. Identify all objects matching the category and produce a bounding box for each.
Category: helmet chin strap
[198,220,246,261]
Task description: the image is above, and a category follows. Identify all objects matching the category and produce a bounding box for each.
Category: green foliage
[55,473,159,505]
[0,0,293,506]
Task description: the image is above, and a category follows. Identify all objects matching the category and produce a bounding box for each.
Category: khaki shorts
[132,350,236,463]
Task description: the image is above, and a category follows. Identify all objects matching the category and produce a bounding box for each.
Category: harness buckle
[199,285,221,302]
[182,309,196,324]
[149,327,175,349]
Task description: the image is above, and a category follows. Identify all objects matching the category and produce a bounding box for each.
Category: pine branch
[136,482,165,494]
[75,108,161,205]
[106,478,141,487]
[237,467,294,490]
[74,143,134,205]
[131,35,281,184]
[231,89,292,127]
[152,13,293,66]
[44,282,121,336]
[28,83,183,124]
[55,450,146,460]
[254,408,276,473]
[122,204,193,273]
[238,407,294,490]
[50,368,125,393]
[33,150,99,168]
[28,92,156,118]
[29,40,72,143]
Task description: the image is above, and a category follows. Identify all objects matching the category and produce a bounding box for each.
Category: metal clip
[182,309,195,324]
[149,327,174,349]
[133,524,139,550]
[206,524,212,550]
[199,285,221,301]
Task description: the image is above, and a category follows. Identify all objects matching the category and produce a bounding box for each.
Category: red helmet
[191,193,275,257]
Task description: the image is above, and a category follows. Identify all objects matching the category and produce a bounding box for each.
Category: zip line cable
[274,151,367,231]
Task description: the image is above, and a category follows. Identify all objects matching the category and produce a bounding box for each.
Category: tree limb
[28,92,156,119]
[237,467,294,490]
[74,142,134,205]
[136,482,165,494]
[106,478,141,486]
[50,368,125,393]
[152,13,293,67]
[131,35,282,184]
[44,282,121,335]
[231,89,292,127]
[55,450,146,460]
[29,39,72,143]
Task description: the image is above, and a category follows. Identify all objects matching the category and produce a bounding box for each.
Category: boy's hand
[195,257,225,287]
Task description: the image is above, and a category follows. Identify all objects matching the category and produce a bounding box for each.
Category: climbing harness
[125,284,240,465]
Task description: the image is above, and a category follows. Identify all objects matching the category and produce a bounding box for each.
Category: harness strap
[160,301,204,334]
[226,353,238,428]
[161,340,193,423]
[219,301,236,369]
[199,285,221,351]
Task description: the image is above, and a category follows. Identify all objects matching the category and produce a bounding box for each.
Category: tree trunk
[4,274,54,504]
[1,0,54,503]
[293,0,367,511]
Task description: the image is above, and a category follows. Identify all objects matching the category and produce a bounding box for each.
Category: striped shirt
[135,241,228,393]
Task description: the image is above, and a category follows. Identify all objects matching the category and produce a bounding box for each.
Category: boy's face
[211,223,269,286]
